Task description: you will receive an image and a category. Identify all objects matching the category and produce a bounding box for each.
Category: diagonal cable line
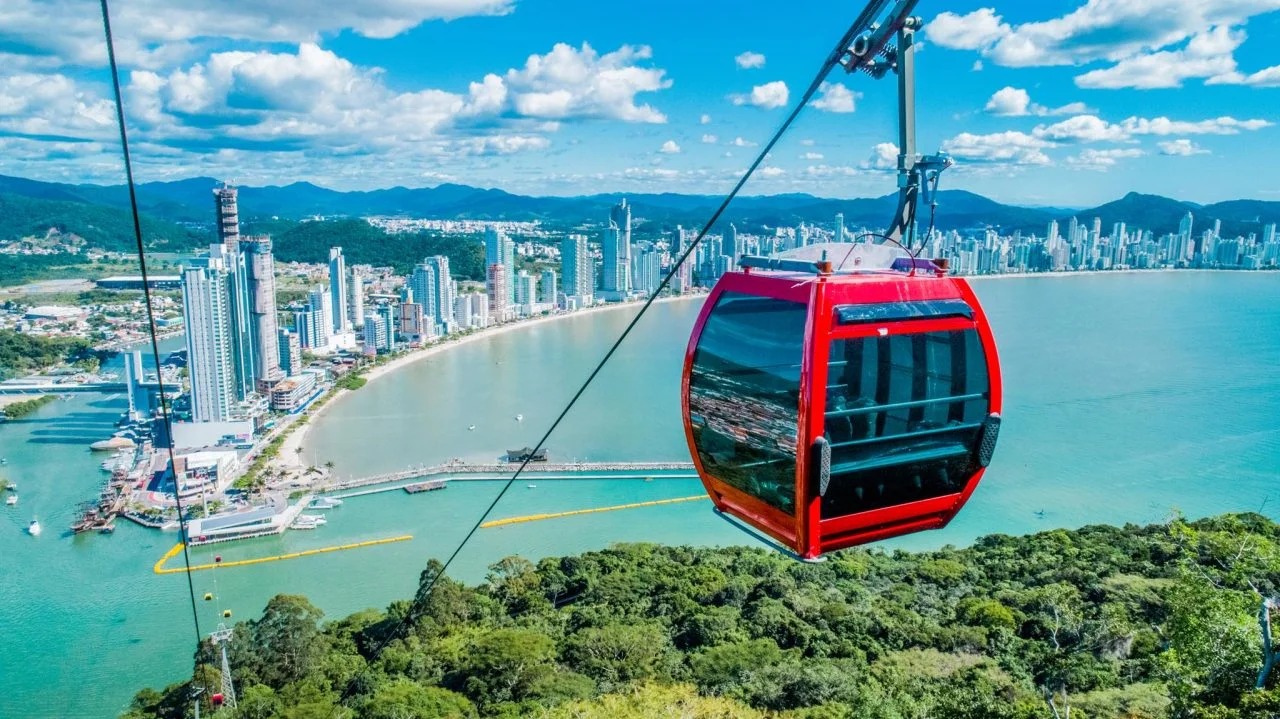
[99,0,208,676]
[344,13,865,689]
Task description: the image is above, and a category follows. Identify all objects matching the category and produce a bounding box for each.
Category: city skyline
[1,1,1278,205]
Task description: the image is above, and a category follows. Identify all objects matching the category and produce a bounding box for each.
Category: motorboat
[308,496,343,509]
[515,414,524,422]
[27,518,41,536]
[526,484,536,489]
[6,495,17,506]
[468,425,476,431]
[290,513,327,529]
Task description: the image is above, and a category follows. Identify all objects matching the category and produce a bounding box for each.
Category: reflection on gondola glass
[688,292,806,513]
[822,329,990,517]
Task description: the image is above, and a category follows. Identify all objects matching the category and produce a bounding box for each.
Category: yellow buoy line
[153,535,413,575]
[481,495,708,528]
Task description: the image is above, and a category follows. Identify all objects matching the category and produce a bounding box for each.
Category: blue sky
[1,0,1278,205]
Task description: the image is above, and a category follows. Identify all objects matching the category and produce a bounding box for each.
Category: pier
[318,461,697,493]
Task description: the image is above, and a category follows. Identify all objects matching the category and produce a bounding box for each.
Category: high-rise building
[242,236,282,386]
[601,222,630,295]
[424,255,454,331]
[328,247,350,333]
[398,302,426,341]
[213,183,240,253]
[514,270,537,312]
[277,328,302,377]
[561,234,592,300]
[362,311,388,353]
[294,309,316,349]
[307,287,332,349]
[485,227,516,304]
[728,223,741,263]
[408,262,437,327]
[349,266,364,328]
[633,246,661,294]
[486,264,509,322]
[834,213,844,243]
[182,258,236,422]
[540,269,558,305]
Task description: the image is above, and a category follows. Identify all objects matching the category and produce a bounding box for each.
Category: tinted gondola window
[822,329,989,517]
[689,292,807,514]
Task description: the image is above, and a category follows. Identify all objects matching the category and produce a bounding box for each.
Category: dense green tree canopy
[128,514,1280,719]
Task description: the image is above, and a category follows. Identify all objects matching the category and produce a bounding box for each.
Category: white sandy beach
[275,295,701,472]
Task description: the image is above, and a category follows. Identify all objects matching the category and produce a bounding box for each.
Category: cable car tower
[210,623,237,710]
[834,0,951,249]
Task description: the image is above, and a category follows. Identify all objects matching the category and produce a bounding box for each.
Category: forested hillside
[125,514,1280,718]
[0,192,207,253]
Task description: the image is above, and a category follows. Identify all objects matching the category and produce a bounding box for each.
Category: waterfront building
[277,328,302,377]
[540,269,558,305]
[424,255,455,333]
[561,234,592,302]
[485,227,516,304]
[242,235,282,387]
[328,247,350,333]
[349,266,364,328]
[408,262,437,329]
[728,223,741,264]
[514,271,537,315]
[362,310,388,352]
[486,263,509,322]
[307,287,332,349]
[600,199,632,298]
[398,302,428,342]
[269,372,319,413]
[181,258,236,422]
[379,304,397,352]
[633,246,662,295]
[834,212,844,244]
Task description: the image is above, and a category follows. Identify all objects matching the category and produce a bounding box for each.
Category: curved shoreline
[277,295,702,471]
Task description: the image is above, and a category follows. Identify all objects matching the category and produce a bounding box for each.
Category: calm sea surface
[2,272,1278,717]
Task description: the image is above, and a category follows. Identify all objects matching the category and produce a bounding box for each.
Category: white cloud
[972,60,984,71]
[805,165,859,178]
[801,151,824,160]
[0,0,514,69]
[1033,114,1128,142]
[1065,147,1145,171]
[699,113,711,124]
[700,134,717,144]
[1032,114,1271,144]
[758,166,785,178]
[0,72,117,140]
[811,82,859,113]
[730,136,757,147]
[730,80,788,109]
[1211,64,1280,86]
[1158,138,1210,155]
[1075,26,1246,89]
[504,43,671,123]
[927,8,1010,51]
[941,131,1053,165]
[799,138,815,146]
[457,135,552,155]
[863,142,899,170]
[659,139,681,154]
[928,2,1280,93]
[735,51,766,69]
[983,86,1092,116]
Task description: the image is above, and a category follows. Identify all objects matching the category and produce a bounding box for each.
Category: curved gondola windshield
[822,327,990,517]
[688,292,807,514]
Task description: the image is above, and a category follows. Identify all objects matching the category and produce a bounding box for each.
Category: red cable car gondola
[682,249,1001,560]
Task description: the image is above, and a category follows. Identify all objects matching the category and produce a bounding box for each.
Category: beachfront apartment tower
[349,266,364,328]
[242,235,282,387]
[486,263,509,323]
[561,234,592,301]
[182,258,237,422]
[213,183,240,253]
[329,247,350,333]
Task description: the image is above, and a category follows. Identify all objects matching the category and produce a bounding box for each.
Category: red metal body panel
[681,266,1003,559]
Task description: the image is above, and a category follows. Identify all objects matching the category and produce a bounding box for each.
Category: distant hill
[0,174,1276,246]
[0,191,208,253]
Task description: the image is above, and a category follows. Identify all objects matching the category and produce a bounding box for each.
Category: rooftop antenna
[837,0,953,250]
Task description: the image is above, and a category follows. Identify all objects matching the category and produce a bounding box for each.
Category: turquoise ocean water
[1,272,1278,717]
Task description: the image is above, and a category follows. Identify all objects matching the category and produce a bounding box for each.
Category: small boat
[99,524,115,534]
[309,496,343,509]
[27,518,41,536]
[1,458,7,465]
[290,513,327,529]
[5,495,17,506]
[515,414,524,422]
[468,425,476,431]
[526,484,536,489]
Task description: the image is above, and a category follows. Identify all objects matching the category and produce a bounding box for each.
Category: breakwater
[318,461,697,493]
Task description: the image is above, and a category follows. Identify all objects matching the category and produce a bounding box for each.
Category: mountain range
[1,174,1277,248]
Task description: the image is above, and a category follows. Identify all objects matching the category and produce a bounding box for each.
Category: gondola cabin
[682,248,1002,560]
